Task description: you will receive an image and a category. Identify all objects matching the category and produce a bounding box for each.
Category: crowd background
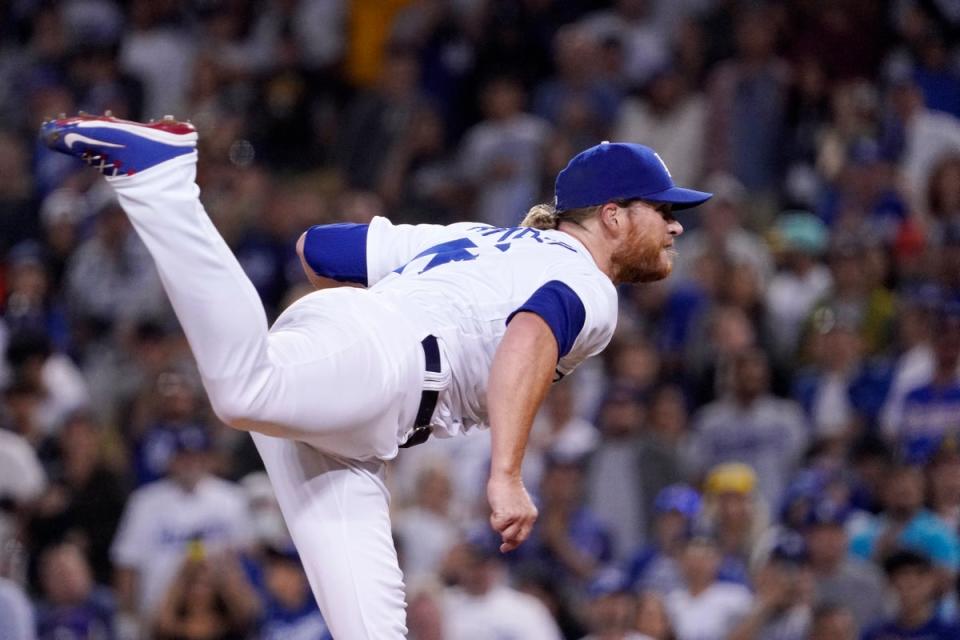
[3,0,960,639]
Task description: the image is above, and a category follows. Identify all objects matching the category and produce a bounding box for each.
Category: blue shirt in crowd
[862,615,960,640]
[849,511,960,572]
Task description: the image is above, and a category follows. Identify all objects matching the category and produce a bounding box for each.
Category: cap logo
[653,152,672,179]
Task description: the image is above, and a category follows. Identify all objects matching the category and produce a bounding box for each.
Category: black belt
[399,335,439,449]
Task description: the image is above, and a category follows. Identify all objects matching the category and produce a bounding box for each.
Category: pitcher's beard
[612,242,674,284]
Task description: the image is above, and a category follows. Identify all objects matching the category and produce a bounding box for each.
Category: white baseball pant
[108,153,418,638]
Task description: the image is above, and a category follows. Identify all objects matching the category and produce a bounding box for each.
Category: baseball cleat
[40,113,197,177]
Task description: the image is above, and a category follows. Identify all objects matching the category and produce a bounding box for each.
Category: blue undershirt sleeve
[507,280,587,359]
[302,223,369,286]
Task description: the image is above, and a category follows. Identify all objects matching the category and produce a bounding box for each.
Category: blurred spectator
[406,577,445,640]
[686,349,808,508]
[705,6,789,205]
[64,198,167,348]
[69,43,144,121]
[579,568,642,640]
[728,532,814,640]
[804,235,896,359]
[394,464,459,582]
[670,174,772,287]
[152,552,260,640]
[35,542,115,640]
[0,426,46,553]
[110,427,251,620]
[4,329,90,439]
[517,455,612,591]
[880,287,946,438]
[119,0,194,119]
[699,463,768,586]
[792,307,892,442]
[624,484,702,595]
[633,589,674,640]
[2,243,69,354]
[808,604,858,640]
[474,0,582,89]
[37,187,87,291]
[129,371,209,487]
[782,58,830,189]
[612,66,704,187]
[819,137,908,243]
[848,437,895,516]
[514,564,590,639]
[929,440,960,533]
[533,24,621,149]
[802,499,885,632]
[377,104,461,222]
[850,464,960,588]
[441,537,563,639]
[925,154,960,226]
[862,549,960,640]
[635,385,692,542]
[664,533,753,640]
[530,380,599,486]
[459,75,551,228]
[816,81,881,184]
[27,410,128,586]
[890,79,960,210]
[765,212,832,361]
[911,28,960,120]
[0,576,35,640]
[338,46,429,191]
[0,131,39,251]
[890,307,960,463]
[254,546,330,640]
[578,0,669,89]
[588,386,649,562]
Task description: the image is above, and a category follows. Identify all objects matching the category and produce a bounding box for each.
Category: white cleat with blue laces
[40,113,197,177]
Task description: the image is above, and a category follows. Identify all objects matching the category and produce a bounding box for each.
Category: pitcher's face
[610,201,683,284]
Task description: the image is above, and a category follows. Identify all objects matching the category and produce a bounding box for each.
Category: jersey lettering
[395,238,480,274]
[395,226,578,276]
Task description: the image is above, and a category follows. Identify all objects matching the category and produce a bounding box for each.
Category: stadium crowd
[3,0,960,638]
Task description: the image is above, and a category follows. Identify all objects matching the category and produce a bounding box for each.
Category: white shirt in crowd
[110,475,251,613]
[393,506,459,581]
[686,396,808,509]
[0,577,35,640]
[665,582,754,640]
[901,108,960,210]
[613,94,706,188]
[764,264,833,359]
[0,430,46,552]
[443,584,564,640]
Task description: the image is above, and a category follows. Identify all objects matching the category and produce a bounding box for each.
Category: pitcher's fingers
[498,520,523,543]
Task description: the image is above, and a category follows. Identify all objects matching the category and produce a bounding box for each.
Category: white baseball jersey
[363,216,619,438]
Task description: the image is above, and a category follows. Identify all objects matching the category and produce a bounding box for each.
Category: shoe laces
[81,150,125,177]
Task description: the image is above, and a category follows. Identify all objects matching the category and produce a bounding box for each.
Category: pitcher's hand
[487,475,538,552]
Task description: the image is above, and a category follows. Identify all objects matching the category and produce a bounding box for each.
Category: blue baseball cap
[804,498,850,529]
[171,424,213,454]
[654,484,702,519]
[555,142,712,212]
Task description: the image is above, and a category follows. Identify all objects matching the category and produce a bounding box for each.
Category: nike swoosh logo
[64,132,125,150]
